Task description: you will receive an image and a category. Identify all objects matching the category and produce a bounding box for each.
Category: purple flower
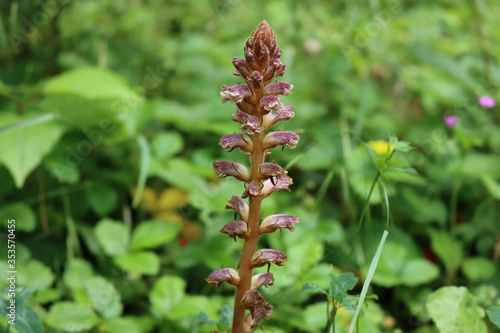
[225,196,249,222]
[478,96,495,108]
[264,81,293,96]
[263,131,299,150]
[205,268,240,287]
[262,105,294,129]
[259,214,300,234]
[219,134,253,153]
[251,272,275,289]
[444,115,459,128]
[258,163,287,181]
[232,110,264,135]
[250,249,288,268]
[220,84,252,104]
[213,160,250,182]
[220,221,249,241]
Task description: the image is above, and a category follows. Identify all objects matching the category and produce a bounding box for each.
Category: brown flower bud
[244,21,279,70]
[251,272,275,289]
[205,268,240,288]
[259,214,300,234]
[213,160,250,182]
[225,196,249,222]
[220,221,249,241]
[250,249,288,268]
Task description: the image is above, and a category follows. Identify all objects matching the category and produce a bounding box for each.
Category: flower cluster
[205,21,300,333]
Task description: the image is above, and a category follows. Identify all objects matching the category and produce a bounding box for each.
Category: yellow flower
[368,140,394,155]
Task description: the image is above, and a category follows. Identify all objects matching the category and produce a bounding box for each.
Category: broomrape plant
[205,21,299,333]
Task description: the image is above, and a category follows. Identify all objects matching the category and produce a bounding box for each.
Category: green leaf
[195,312,219,326]
[0,113,64,188]
[130,220,180,250]
[45,302,100,332]
[394,141,414,152]
[95,219,129,256]
[348,230,388,333]
[481,175,500,200]
[0,203,36,231]
[387,167,418,175]
[152,131,184,159]
[102,318,141,333]
[487,306,500,329]
[462,257,496,282]
[85,276,123,318]
[400,259,439,286]
[17,260,54,291]
[63,258,94,290]
[44,67,141,101]
[13,305,44,333]
[429,230,463,273]
[338,272,358,291]
[301,282,329,296]
[150,275,186,315]
[132,135,151,208]
[426,286,487,333]
[329,274,346,303]
[86,182,118,216]
[114,252,159,275]
[388,130,398,147]
[219,305,233,328]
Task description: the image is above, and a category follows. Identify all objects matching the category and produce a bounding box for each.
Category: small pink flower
[444,115,459,128]
[478,96,495,108]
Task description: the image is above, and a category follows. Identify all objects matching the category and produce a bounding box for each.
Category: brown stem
[232,131,265,333]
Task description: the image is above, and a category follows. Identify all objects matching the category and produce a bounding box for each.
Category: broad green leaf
[462,257,496,282]
[219,305,233,328]
[150,275,186,315]
[17,260,54,291]
[114,252,159,275]
[169,295,220,321]
[152,131,184,159]
[338,272,358,291]
[388,130,398,147]
[63,258,94,290]
[95,219,129,256]
[400,259,439,286]
[329,274,346,303]
[0,113,63,188]
[45,302,100,332]
[44,67,141,101]
[481,175,500,200]
[102,318,141,333]
[86,182,118,217]
[130,220,180,250]
[426,286,487,333]
[12,305,44,333]
[487,306,500,329]
[429,230,463,273]
[301,282,329,296]
[85,276,123,318]
[0,203,36,231]
[195,312,219,326]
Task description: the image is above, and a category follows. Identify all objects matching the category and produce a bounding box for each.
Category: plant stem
[232,131,265,333]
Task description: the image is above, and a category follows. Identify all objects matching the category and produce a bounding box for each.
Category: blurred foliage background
[1,0,500,332]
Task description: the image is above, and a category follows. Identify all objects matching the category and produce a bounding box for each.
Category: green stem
[346,150,395,269]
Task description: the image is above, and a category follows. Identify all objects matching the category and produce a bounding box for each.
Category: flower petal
[213,160,250,182]
[251,272,275,289]
[262,105,294,129]
[260,214,300,234]
[205,268,240,287]
[232,110,264,135]
[250,249,288,268]
[258,163,287,181]
[219,134,253,153]
[242,181,261,198]
[263,131,299,150]
[261,175,293,197]
[220,221,249,240]
[264,81,293,96]
[225,196,249,222]
[221,84,252,104]
[232,57,251,78]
